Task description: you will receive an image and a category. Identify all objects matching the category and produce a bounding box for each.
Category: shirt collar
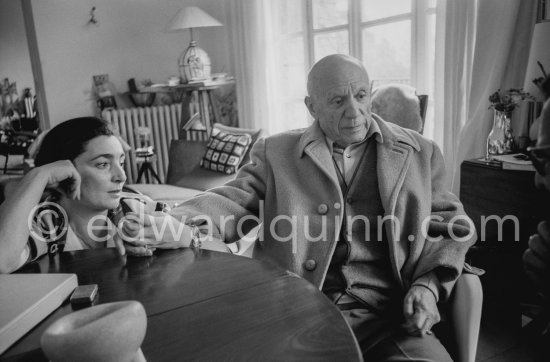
[325,118,383,153]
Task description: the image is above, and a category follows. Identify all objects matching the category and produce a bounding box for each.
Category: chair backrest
[371,84,428,134]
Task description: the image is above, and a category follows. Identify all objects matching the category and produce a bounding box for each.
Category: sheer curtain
[226,0,286,133]
[433,0,537,194]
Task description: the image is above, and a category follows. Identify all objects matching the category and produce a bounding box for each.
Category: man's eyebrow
[325,88,368,101]
[324,81,369,95]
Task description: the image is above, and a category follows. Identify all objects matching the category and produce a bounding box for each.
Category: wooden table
[2,249,361,361]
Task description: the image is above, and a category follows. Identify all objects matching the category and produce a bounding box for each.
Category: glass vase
[486,109,514,159]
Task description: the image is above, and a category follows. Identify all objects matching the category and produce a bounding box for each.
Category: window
[269,0,437,136]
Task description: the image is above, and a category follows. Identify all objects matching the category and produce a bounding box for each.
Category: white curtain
[225,0,281,133]
[434,0,537,194]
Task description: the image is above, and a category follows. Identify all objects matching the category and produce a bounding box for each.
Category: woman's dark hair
[35,117,114,166]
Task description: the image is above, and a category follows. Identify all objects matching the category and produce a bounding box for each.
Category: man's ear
[304,96,316,118]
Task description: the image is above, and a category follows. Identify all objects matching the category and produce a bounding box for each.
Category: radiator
[102,105,182,184]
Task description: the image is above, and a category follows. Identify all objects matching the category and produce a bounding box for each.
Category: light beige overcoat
[172,115,476,301]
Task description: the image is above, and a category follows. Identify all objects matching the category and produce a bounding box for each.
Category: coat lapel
[375,115,419,219]
[374,115,420,284]
[299,121,340,187]
[377,142,411,219]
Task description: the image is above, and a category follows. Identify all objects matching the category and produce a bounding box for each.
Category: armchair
[449,273,483,362]
[372,83,482,362]
[372,83,428,133]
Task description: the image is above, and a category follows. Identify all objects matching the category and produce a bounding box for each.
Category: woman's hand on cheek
[37,160,81,200]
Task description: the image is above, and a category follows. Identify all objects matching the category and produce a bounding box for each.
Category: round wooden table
[2,248,361,361]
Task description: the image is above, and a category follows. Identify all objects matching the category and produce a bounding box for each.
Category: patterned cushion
[200,127,252,174]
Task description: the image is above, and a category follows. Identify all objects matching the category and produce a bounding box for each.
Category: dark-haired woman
[0,117,193,273]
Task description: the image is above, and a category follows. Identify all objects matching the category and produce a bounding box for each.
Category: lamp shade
[523,21,550,102]
[166,6,222,32]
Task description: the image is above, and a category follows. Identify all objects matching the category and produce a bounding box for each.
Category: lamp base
[178,41,211,83]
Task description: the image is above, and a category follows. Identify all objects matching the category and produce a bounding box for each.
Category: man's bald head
[304,54,372,147]
[307,54,371,99]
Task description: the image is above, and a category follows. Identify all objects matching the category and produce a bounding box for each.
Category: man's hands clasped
[402,285,440,337]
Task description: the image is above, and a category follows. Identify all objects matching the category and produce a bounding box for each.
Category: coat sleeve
[169,138,268,244]
[411,141,477,302]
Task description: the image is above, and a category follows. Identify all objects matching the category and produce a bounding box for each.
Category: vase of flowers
[486,88,534,158]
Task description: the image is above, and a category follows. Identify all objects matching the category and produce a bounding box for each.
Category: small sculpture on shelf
[93,74,117,111]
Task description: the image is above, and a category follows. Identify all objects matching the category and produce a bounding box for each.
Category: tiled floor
[466,244,542,361]
[476,313,548,361]
[476,318,526,361]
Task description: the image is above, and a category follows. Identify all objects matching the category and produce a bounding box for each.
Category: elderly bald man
[171,54,476,360]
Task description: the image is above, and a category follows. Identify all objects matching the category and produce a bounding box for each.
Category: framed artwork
[97,96,117,111]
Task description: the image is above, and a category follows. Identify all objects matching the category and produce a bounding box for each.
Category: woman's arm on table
[0,161,80,273]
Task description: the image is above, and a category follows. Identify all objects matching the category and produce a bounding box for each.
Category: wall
[0,0,34,94]
[29,0,231,126]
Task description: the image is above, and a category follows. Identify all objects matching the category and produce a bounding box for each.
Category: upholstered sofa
[126,124,264,206]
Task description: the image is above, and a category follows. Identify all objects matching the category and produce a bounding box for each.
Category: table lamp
[523,21,550,140]
[166,6,223,83]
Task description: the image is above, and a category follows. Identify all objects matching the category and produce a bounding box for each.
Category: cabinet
[460,159,549,325]
[460,159,548,244]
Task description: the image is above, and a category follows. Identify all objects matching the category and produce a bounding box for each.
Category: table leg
[208,90,222,126]
[3,154,8,174]
[145,162,162,184]
[136,162,147,183]
[179,91,193,139]
[145,164,150,183]
[199,91,212,135]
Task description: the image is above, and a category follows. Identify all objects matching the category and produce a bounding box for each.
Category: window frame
[270,0,437,136]
[299,0,436,92]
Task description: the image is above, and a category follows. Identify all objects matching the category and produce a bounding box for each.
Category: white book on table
[0,273,78,355]
[490,153,536,171]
